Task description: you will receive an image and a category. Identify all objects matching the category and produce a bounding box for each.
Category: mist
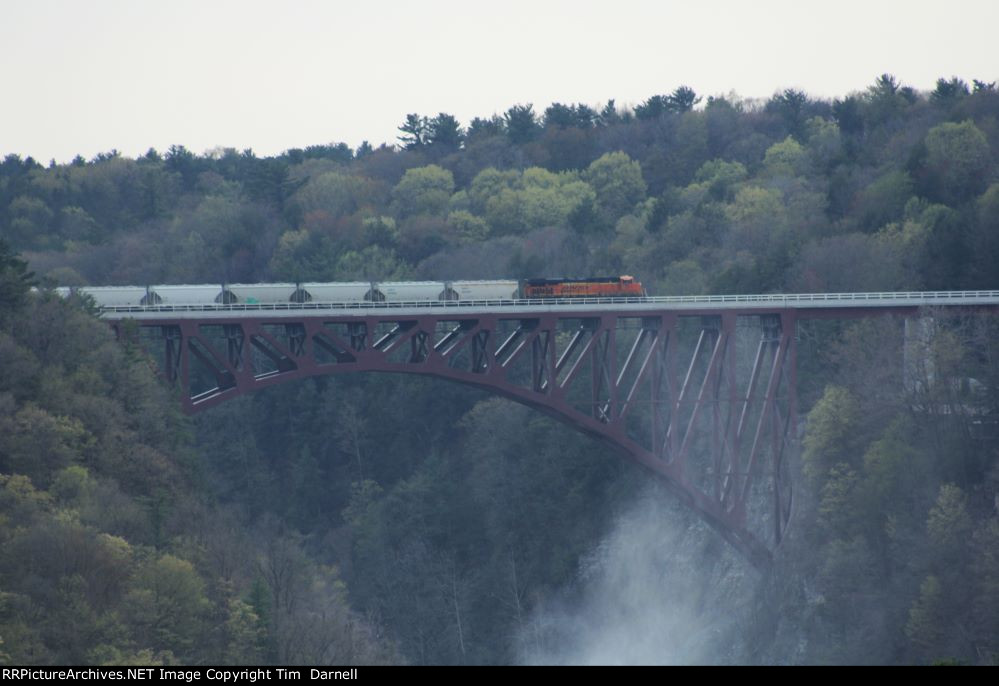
[516,484,761,665]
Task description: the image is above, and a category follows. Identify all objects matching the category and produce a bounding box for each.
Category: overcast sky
[2,0,996,163]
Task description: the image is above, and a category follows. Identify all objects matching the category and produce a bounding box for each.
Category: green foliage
[926,484,972,554]
[334,245,408,281]
[920,121,992,205]
[802,386,861,484]
[0,404,93,486]
[398,113,428,150]
[4,75,999,665]
[635,86,701,119]
[906,575,946,653]
[694,159,748,199]
[584,152,647,222]
[0,293,395,665]
[426,113,465,152]
[503,104,540,144]
[970,183,999,286]
[762,137,809,177]
[392,165,455,217]
[658,259,708,295]
[289,171,377,222]
[805,116,843,169]
[123,554,210,659]
[362,215,399,246]
[8,195,55,248]
[865,73,913,126]
[859,417,928,521]
[766,89,811,139]
[467,166,596,236]
[857,171,914,230]
[0,239,34,321]
[931,77,970,104]
[446,210,489,243]
[724,185,786,253]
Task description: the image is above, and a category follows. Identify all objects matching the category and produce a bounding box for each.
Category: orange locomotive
[522,275,645,298]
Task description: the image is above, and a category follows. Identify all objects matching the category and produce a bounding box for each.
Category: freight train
[56,276,645,308]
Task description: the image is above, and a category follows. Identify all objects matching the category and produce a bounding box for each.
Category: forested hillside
[0,244,398,664]
[2,75,998,664]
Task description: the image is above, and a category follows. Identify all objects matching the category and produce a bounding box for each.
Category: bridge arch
[117,307,799,569]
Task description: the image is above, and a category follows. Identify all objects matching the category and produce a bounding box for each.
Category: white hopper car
[57,281,522,308]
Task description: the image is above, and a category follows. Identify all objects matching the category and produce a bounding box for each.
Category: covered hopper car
[57,276,644,308]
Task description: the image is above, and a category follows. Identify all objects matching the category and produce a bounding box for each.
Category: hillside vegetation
[1,75,998,664]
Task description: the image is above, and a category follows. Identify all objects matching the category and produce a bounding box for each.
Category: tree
[0,239,34,321]
[7,195,54,249]
[503,104,540,144]
[636,87,700,120]
[164,144,202,190]
[398,114,428,150]
[335,245,408,281]
[905,575,946,655]
[301,142,354,163]
[790,233,905,293]
[543,103,597,130]
[243,156,291,208]
[446,210,489,243]
[970,183,999,286]
[391,165,455,217]
[289,172,365,221]
[865,73,912,126]
[669,86,701,113]
[969,518,999,657]
[543,102,577,129]
[832,96,864,136]
[761,137,809,177]
[869,73,900,98]
[426,113,464,153]
[123,554,210,660]
[856,170,914,230]
[574,103,599,127]
[598,99,622,125]
[802,386,862,484]
[766,89,810,139]
[931,77,970,104]
[466,115,504,143]
[723,185,786,258]
[583,152,647,221]
[634,94,669,120]
[926,484,972,559]
[919,120,992,205]
[694,159,747,200]
[468,167,519,214]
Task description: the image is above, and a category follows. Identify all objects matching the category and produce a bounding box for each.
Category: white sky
[2,0,996,163]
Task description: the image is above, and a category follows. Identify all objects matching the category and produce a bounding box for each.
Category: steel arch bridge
[103,291,999,569]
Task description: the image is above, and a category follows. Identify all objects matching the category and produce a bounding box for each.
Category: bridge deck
[96,290,999,321]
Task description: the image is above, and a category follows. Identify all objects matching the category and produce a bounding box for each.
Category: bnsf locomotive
[522,275,644,298]
[56,276,645,308]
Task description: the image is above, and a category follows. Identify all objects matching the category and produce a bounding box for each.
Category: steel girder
[118,308,797,568]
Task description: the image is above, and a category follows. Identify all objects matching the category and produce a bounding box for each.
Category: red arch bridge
[103,291,999,569]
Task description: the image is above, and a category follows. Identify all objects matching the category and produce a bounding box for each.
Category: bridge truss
[119,306,801,568]
[105,291,999,568]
